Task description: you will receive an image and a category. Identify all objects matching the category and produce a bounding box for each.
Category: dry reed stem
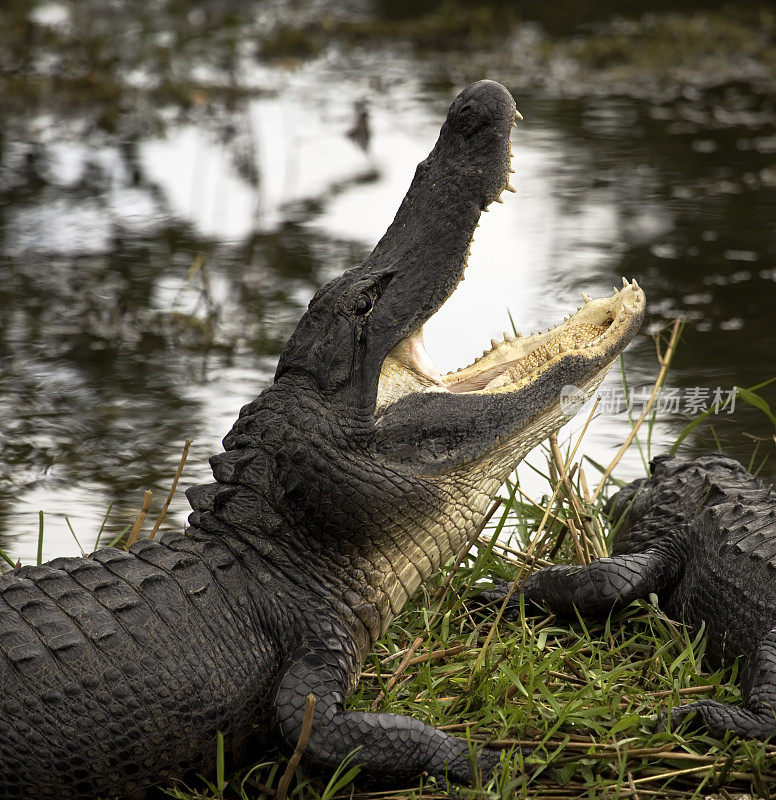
[478,537,553,567]
[516,485,573,531]
[593,320,682,500]
[276,693,316,800]
[127,490,153,548]
[548,434,588,563]
[630,763,718,785]
[150,438,193,539]
[364,645,473,679]
[627,772,642,800]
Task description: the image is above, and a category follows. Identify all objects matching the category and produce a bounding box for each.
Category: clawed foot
[656,700,720,734]
[654,705,692,733]
[469,579,524,623]
[655,699,776,739]
[430,744,530,796]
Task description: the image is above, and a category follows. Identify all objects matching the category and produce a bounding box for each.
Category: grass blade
[37,510,44,566]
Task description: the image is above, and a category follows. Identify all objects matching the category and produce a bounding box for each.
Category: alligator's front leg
[660,626,776,739]
[273,638,503,788]
[481,539,685,621]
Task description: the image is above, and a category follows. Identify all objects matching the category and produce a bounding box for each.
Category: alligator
[0,80,645,799]
[487,453,776,739]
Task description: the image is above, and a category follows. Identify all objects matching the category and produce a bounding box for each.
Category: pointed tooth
[632,278,640,290]
[613,286,619,294]
[581,291,592,303]
[515,109,524,121]
[483,206,490,212]
[509,167,515,173]
[506,183,517,192]
[503,331,512,341]
[490,338,500,349]
[495,196,503,203]
[621,276,629,288]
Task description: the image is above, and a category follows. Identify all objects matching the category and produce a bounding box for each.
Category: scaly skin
[490,454,776,739]
[0,81,645,798]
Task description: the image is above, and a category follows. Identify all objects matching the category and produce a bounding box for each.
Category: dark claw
[431,743,529,795]
[469,579,524,622]
[655,704,694,733]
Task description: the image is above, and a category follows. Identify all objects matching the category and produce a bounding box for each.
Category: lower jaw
[377,283,643,408]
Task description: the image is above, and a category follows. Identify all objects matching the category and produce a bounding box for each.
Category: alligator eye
[355,294,372,315]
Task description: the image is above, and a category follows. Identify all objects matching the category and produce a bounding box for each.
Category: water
[1,2,775,563]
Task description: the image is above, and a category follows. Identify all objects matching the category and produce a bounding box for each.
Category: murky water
[1,2,775,563]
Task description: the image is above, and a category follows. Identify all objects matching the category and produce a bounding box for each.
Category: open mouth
[375,104,646,413]
[376,280,645,410]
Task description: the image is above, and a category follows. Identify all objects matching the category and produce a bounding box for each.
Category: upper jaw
[375,280,646,413]
[357,83,520,401]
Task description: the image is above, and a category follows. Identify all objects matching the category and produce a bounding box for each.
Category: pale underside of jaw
[375,280,645,411]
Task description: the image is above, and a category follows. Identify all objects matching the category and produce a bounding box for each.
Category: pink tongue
[406,329,444,384]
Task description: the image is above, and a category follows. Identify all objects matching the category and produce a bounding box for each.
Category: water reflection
[0,1,774,562]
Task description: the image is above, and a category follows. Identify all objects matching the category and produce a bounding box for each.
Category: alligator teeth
[515,109,524,121]
[509,167,515,173]
[495,196,503,203]
[503,331,511,341]
[581,291,592,303]
[632,278,640,290]
[506,183,517,192]
[621,276,629,288]
[491,338,500,349]
[613,286,619,294]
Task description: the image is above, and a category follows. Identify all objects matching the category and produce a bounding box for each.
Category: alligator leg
[479,541,684,621]
[660,627,776,739]
[273,639,503,787]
